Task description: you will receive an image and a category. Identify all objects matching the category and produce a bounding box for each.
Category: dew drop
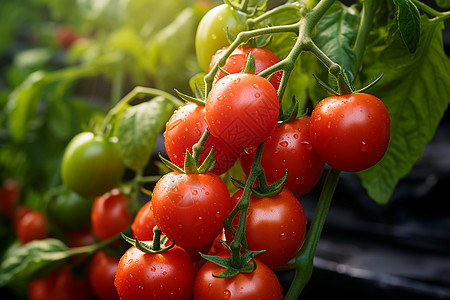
[293,134,299,139]
[150,266,156,272]
[223,290,231,299]
[327,121,332,128]
[233,78,240,84]
[361,141,368,152]
[280,141,288,147]
[317,115,322,121]
[192,190,198,196]
[167,119,182,131]
[162,271,167,276]
[217,15,223,21]
[211,34,217,40]
[300,140,312,150]
[217,95,225,101]
[280,233,287,241]
[254,92,261,98]
[253,83,259,89]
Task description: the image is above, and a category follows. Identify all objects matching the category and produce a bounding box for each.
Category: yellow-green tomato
[61,132,125,198]
[195,4,246,72]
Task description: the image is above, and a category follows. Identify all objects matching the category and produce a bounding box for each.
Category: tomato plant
[91,188,131,241]
[240,116,325,196]
[89,251,120,300]
[61,132,125,198]
[205,73,279,153]
[152,171,231,249]
[310,93,391,172]
[49,189,93,230]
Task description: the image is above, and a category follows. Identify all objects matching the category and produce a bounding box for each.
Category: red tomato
[164,102,239,175]
[131,201,157,241]
[205,73,279,153]
[0,179,20,219]
[228,187,306,268]
[91,189,131,241]
[209,47,283,90]
[310,93,390,172]
[240,116,325,196]
[152,171,231,249]
[114,245,194,300]
[16,209,47,244]
[29,266,95,300]
[89,251,120,300]
[193,252,283,300]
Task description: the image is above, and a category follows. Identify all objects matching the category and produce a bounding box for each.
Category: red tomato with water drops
[193,252,283,300]
[152,171,231,249]
[240,116,325,196]
[228,187,306,269]
[209,46,283,90]
[16,209,48,244]
[310,93,390,172]
[164,102,239,175]
[89,250,120,300]
[205,73,279,154]
[114,245,194,300]
[91,188,131,241]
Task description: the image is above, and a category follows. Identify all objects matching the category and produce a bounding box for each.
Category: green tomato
[195,4,246,72]
[61,132,125,198]
[49,189,93,230]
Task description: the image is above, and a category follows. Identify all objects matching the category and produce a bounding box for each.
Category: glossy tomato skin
[193,252,283,300]
[131,200,158,241]
[61,132,125,198]
[114,245,194,300]
[209,47,283,90]
[152,171,231,249]
[205,73,279,153]
[195,4,246,71]
[16,209,47,244]
[229,188,306,268]
[28,266,95,300]
[89,251,120,300]
[310,93,390,172]
[240,116,325,196]
[164,102,239,175]
[91,189,131,241]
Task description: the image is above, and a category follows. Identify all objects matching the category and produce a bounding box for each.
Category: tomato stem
[285,167,341,299]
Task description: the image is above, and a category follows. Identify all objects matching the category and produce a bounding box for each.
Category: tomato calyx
[231,170,287,198]
[121,226,175,254]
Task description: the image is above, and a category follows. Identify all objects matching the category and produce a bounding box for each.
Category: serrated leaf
[393,0,421,53]
[0,239,69,286]
[358,16,450,204]
[116,97,176,171]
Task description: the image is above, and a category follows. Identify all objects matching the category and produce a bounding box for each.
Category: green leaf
[314,5,360,82]
[358,16,450,204]
[0,239,69,286]
[436,0,450,8]
[116,96,176,171]
[393,0,421,53]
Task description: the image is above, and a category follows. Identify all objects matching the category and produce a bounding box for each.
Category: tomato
[114,245,194,300]
[61,132,125,198]
[49,189,93,230]
[16,209,47,244]
[56,26,80,49]
[193,252,283,300]
[89,251,120,300]
[152,171,231,249]
[209,47,283,90]
[205,73,279,153]
[164,102,239,175]
[91,188,131,241]
[0,179,19,219]
[240,116,325,196]
[196,4,246,71]
[28,266,95,300]
[310,93,390,172]
[131,200,158,241]
[228,187,306,268]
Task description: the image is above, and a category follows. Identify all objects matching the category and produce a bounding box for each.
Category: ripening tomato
[205,73,279,153]
[0,179,19,219]
[164,102,239,175]
[195,4,246,71]
[16,209,47,244]
[193,252,283,300]
[61,132,125,198]
[91,189,131,241]
[228,187,306,268]
[240,116,325,196]
[89,251,120,300]
[209,47,283,90]
[310,93,390,172]
[28,266,95,300]
[152,171,231,249]
[114,245,194,300]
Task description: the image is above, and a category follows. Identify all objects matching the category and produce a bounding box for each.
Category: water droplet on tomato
[361,141,368,152]
[254,92,260,98]
[150,266,156,272]
[162,271,167,276]
[327,121,332,128]
[293,134,299,139]
[223,290,231,299]
[211,34,217,40]
[192,190,198,196]
[253,83,259,89]
[280,141,288,147]
[300,140,312,150]
[218,95,225,101]
[233,78,240,84]
[280,233,287,240]
[167,119,182,131]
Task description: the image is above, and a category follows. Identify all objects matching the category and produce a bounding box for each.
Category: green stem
[247,4,301,27]
[111,56,126,106]
[353,0,378,77]
[285,168,341,300]
[412,0,450,20]
[192,129,210,164]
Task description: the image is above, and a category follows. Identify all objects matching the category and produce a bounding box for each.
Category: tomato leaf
[358,16,450,204]
[116,96,175,171]
[0,239,69,286]
[392,0,421,53]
